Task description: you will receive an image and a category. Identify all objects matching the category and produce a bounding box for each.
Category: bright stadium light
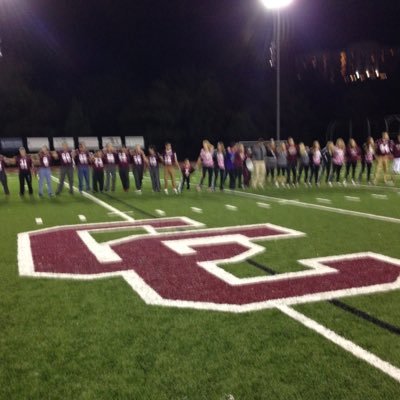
[260,0,293,10]
[260,0,295,141]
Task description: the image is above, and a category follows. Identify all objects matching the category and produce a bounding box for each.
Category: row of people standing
[251,132,400,188]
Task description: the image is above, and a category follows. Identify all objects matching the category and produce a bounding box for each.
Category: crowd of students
[0,131,399,197]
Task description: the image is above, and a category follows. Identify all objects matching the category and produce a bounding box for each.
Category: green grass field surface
[1,169,400,399]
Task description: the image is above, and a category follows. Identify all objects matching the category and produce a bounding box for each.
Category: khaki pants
[251,160,266,189]
[374,155,390,183]
[164,165,176,189]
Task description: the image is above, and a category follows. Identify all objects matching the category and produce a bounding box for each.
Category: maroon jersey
[92,157,104,171]
[376,139,393,156]
[58,150,74,166]
[16,156,33,172]
[148,155,159,168]
[162,150,177,166]
[75,151,90,166]
[346,146,360,163]
[393,141,400,158]
[181,165,194,177]
[234,152,246,168]
[103,152,117,165]
[287,145,298,164]
[39,153,52,168]
[132,152,144,167]
[117,152,131,168]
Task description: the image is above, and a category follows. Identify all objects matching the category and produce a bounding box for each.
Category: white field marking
[257,202,271,209]
[190,207,203,214]
[316,198,332,204]
[35,218,43,225]
[277,305,400,383]
[155,209,166,216]
[225,204,238,211]
[228,190,400,225]
[345,196,361,202]
[50,176,135,222]
[77,231,122,263]
[371,194,388,200]
[78,214,87,222]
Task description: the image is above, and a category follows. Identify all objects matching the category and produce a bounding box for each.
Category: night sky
[1,0,400,83]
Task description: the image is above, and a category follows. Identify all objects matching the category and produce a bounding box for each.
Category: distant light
[366,70,370,78]
[260,0,294,9]
[355,70,360,79]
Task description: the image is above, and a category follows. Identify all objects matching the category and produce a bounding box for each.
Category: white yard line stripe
[316,198,332,204]
[345,196,361,202]
[191,207,203,214]
[155,209,166,216]
[225,204,238,211]
[228,190,400,224]
[50,176,135,222]
[78,215,87,222]
[257,202,271,209]
[35,218,43,225]
[371,194,388,200]
[278,305,400,383]
[107,211,134,216]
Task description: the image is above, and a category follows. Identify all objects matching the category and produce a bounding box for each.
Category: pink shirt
[217,152,225,169]
[333,148,345,165]
[200,149,214,168]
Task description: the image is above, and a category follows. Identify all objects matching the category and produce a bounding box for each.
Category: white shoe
[164,189,169,195]
[351,179,356,186]
[173,188,179,194]
[136,189,142,195]
[328,181,333,187]
[275,181,279,188]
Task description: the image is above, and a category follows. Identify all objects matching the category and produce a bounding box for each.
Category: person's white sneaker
[164,189,169,195]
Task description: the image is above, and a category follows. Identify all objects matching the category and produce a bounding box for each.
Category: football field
[1,170,400,399]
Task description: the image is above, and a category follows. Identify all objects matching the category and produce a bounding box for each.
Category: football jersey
[92,157,104,171]
[376,139,392,156]
[58,151,73,166]
[103,152,116,165]
[148,155,159,167]
[346,146,360,162]
[132,153,144,167]
[16,156,32,172]
[75,152,89,165]
[163,150,176,166]
[39,154,52,168]
[393,141,400,158]
[333,148,345,165]
[117,152,131,168]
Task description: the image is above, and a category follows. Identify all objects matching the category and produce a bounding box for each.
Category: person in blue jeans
[38,146,54,197]
[74,142,91,192]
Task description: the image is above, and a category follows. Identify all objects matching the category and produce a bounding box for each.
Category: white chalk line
[225,204,238,211]
[35,218,43,225]
[191,207,203,214]
[278,305,400,383]
[228,190,400,225]
[50,176,135,222]
[155,209,166,216]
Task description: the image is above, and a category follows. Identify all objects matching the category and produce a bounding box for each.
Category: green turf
[1,170,400,399]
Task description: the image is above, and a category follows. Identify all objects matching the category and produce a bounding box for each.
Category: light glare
[260,0,294,9]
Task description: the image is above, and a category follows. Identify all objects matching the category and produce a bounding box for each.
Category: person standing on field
[251,138,266,189]
[392,134,400,175]
[161,142,179,195]
[374,132,394,185]
[54,142,74,195]
[15,147,34,196]
[0,155,10,195]
[103,143,117,192]
[75,142,91,193]
[117,146,131,192]
[37,146,54,197]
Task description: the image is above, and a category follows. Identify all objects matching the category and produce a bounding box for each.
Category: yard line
[50,176,135,222]
[371,194,388,200]
[107,211,134,216]
[35,218,43,225]
[78,214,87,222]
[278,305,400,383]
[225,204,238,211]
[191,207,203,214]
[345,196,361,202]
[228,190,400,224]
[155,209,166,216]
[257,202,271,209]
[316,198,332,204]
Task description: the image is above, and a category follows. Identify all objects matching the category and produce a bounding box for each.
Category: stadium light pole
[260,0,294,141]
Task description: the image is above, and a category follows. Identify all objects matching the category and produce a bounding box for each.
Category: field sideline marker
[316,198,332,204]
[345,196,361,202]
[371,194,388,200]
[278,305,400,383]
[78,215,87,222]
[225,204,238,211]
[51,176,135,222]
[35,218,43,225]
[191,207,203,214]
[155,209,166,216]
[257,202,271,209]
[228,190,400,225]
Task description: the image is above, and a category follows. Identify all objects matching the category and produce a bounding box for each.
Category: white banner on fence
[53,137,75,150]
[27,137,50,152]
[125,136,144,148]
[102,136,122,148]
[0,137,23,151]
[78,137,99,150]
